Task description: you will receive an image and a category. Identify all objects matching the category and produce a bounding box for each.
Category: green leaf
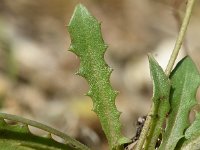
[68,4,130,150]
[185,112,200,139]
[0,118,77,150]
[178,112,200,150]
[143,55,170,149]
[159,56,200,150]
[180,134,200,150]
[0,113,89,150]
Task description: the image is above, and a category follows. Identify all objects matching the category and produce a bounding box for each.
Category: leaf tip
[68,3,90,27]
[148,54,157,65]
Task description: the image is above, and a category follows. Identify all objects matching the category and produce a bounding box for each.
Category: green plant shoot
[68,4,130,150]
[159,57,200,150]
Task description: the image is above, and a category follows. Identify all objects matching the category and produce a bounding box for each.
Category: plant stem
[135,104,155,150]
[0,112,90,150]
[165,0,196,76]
[135,1,196,149]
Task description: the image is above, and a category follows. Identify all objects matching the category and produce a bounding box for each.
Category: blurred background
[0,0,200,149]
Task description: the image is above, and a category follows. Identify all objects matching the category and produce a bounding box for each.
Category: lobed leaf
[180,134,200,150]
[178,112,200,150]
[185,112,200,139]
[0,118,77,150]
[68,4,130,150]
[159,57,200,150]
[143,55,170,149]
